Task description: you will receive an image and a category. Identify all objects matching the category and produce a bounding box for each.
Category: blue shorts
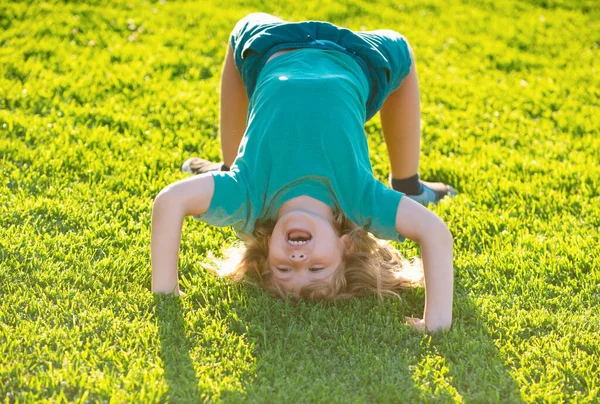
[229,12,413,122]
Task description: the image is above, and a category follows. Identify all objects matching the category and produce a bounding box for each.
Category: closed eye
[276,267,324,272]
[276,267,291,272]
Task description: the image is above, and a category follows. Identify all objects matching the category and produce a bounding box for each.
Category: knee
[395,32,415,64]
[379,29,415,64]
[241,12,264,20]
[231,13,259,34]
[237,12,273,25]
[404,38,415,64]
[231,12,276,41]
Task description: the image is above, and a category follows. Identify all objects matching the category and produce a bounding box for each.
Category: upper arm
[395,197,451,244]
[155,173,216,217]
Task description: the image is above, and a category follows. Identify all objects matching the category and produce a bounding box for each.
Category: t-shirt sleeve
[193,171,250,234]
[360,179,405,242]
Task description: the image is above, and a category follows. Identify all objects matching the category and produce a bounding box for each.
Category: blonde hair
[207,210,423,301]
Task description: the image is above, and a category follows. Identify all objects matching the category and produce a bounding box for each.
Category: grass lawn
[1,0,599,401]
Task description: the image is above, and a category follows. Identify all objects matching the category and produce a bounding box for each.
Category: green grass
[1,0,599,402]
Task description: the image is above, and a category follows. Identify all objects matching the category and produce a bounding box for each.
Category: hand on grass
[405,317,453,333]
[152,286,185,296]
[405,317,427,332]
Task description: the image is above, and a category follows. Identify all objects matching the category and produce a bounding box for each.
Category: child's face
[268,209,348,294]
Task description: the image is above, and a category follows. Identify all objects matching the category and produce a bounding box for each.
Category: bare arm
[395,197,454,332]
[151,173,215,294]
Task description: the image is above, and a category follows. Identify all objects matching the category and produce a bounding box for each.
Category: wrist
[424,314,452,332]
[151,276,179,294]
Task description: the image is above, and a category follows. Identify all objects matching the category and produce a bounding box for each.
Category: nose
[289,252,307,262]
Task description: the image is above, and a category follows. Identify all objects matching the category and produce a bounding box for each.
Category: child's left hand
[405,317,427,332]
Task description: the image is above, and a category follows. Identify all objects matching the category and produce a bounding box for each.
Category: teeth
[288,239,309,245]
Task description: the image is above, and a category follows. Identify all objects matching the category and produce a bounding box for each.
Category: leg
[220,41,249,167]
[379,43,421,181]
[183,42,248,174]
[221,12,285,166]
[379,41,455,203]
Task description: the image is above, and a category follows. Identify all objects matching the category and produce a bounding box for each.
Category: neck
[277,195,334,222]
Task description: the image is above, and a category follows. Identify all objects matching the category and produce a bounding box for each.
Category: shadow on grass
[223,284,524,402]
[412,285,524,402]
[153,283,523,401]
[222,293,425,401]
[154,294,202,403]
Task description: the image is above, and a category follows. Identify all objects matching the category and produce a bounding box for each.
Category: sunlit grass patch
[1,0,598,401]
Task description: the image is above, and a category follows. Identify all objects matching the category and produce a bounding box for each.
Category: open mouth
[286,229,312,246]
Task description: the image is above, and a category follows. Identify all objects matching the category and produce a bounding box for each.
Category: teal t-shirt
[196,48,404,241]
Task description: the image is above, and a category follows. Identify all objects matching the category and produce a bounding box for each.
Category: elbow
[430,217,453,247]
[153,185,183,216]
[153,187,171,211]
[418,217,453,247]
[440,222,453,246]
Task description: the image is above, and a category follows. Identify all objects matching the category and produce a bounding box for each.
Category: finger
[405,317,426,331]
